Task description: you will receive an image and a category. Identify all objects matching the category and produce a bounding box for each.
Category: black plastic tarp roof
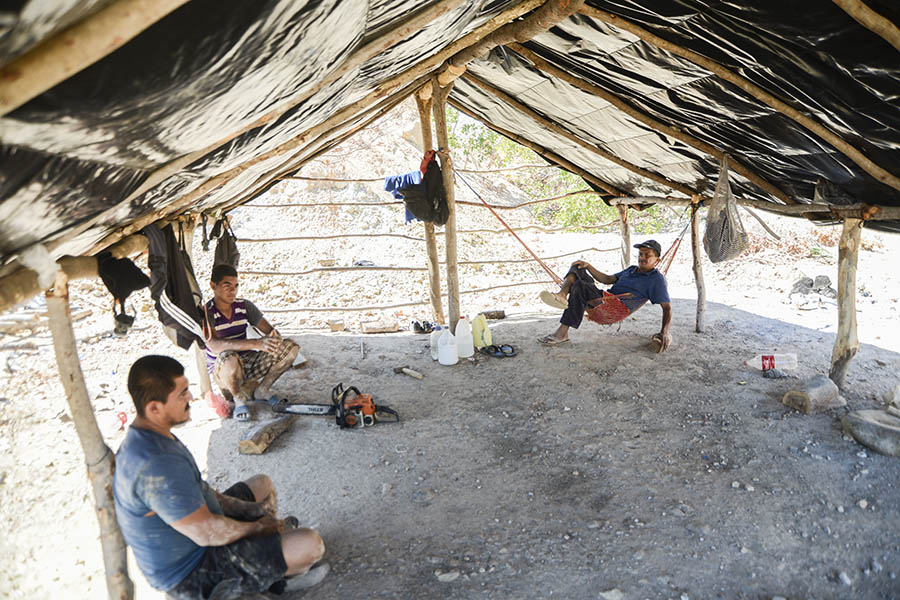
[1,0,899,279]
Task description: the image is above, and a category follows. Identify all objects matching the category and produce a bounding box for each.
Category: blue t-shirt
[113,426,222,590]
[609,266,670,312]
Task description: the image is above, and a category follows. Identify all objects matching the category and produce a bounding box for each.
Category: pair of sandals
[233,394,289,421]
[411,320,436,334]
[479,344,517,358]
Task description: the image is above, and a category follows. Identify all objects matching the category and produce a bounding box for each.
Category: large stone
[782,374,845,414]
[842,410,900,457]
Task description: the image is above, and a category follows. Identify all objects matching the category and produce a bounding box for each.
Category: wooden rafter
[832,0,900,54]
[581,6,900,194]
[506,42,794,205]
[0,0,190,116]
[462,72,700,198]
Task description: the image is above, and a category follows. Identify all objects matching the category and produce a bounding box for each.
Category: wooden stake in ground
[617,204,631,270]
[691,202,706,333]
[432,78,461,332]
[415,88,446,325]
[45,273,133,600]
[829,218,862,388]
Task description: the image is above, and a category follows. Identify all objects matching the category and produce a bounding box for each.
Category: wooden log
[842,410,900,457]
[690,202,706,333]
[617,205,630,269]
[45,274,133,600]
[462,72,699,198]
[581,6,900,194]
[782,374,846,414]
[832,0,900,54]
[432,79,461,333]
[0,0,189,116]
[360,320,400,334]
[829,217,862,388]
[415,91,446,325]
[238,415,296,455]
[507,42,793,204]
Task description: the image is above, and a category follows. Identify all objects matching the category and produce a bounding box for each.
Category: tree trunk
[46,275,133,600]
[691,203,706,332]
[432,79,460,332]
[617,205,631,270]
[829,218,862,388]
[415,89,446,324]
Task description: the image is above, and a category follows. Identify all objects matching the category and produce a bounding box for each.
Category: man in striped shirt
[203,265,299,421]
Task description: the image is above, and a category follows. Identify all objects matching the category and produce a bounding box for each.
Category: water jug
[438,328,458,365]
[456,316,475,358]
[471,314,492,348]
[744,353,798,371]
[430,325,442,360]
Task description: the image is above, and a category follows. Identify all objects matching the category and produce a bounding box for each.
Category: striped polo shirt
[204,298,263,372]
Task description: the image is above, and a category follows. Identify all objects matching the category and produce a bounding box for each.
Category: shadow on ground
[204,299,900,599]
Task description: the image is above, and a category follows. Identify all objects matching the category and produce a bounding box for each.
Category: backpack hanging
[703,155,748,263]
[212,218,240,268]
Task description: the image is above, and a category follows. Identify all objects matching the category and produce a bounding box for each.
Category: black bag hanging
[97,251,151,335]
[398,155,448,225]
[213,218,240,268]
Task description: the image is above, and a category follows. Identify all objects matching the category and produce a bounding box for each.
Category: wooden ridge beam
[507,42,794,204]
[832,0,900,54]
[0,0,189,116]
[581,6,900,194]
[462,72,699,198]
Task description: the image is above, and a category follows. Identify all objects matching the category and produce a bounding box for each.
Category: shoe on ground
[539,290,568,310]
[282,563,330,592]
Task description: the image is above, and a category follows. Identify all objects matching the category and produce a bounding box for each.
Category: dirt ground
[2,110,900,599]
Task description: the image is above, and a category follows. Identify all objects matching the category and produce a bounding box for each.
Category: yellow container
[471,313,492,348]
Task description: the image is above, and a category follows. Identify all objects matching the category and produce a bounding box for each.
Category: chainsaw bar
[271,403,335,416]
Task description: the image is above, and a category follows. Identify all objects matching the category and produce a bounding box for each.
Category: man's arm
[657,302,673,351]
[170,504,279,547]
[201,306,279,354]
[571,260,616,285]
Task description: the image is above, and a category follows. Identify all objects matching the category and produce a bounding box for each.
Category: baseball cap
[633,240,662,256]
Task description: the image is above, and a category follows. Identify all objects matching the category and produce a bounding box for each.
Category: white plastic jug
[430,325,442,360]
[438,328,458,365]
[455,316,475,358]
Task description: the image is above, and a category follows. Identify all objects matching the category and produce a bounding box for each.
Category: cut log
[829,218,862,388]
[361,320,399,334]
[239,415,296,455]
[842,410,900,457]
[781,374,846,414]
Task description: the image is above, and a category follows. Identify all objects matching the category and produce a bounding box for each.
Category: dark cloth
[143,223,205,349]
[559,266,670,329]
[383,155,448,225]
[212,219,240,268]
[384,170,422,223]
[165,481,287,600]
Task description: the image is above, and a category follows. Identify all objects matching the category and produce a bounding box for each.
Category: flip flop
[254,394,288,407]
[479,345,505,358]
[539,290,568,310]
[499,344,517,357]
[538,335,569,346]
[233,404,252,421]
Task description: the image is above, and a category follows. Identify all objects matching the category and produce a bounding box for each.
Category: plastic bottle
[455,316,475,358]
[471,314,492,348]
[438,328,458,365]
[429,325,443,360]
[744,353,798,371]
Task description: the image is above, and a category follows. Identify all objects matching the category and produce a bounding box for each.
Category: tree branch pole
[831,0,900,54]
[581,6,900,194]
[690,201,706,333]
[506,42,793,204]
[46,273,133,600]
[617,204,631,269]
[415,86,446,324]
[829,218,862,388]
[180,220,212,398]
[432,79,461,332]
[0,0,190,116]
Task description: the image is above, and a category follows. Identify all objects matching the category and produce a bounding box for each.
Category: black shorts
[166,482,287,600]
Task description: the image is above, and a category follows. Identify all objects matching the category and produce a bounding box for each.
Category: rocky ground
[1,102,899,599]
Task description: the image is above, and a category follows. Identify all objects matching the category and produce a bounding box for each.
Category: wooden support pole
[180,219,213,397]
[829,218,862,388]
[832,0,900,54]
[462,72,700,198]
[617,205,631,269]
[46,273,133,600]
[690,201,706,333]
[415,88,446,325]
[507,42,793,204]
[581,6,900,194]
[0,0,189,116]
[432,79,461,332]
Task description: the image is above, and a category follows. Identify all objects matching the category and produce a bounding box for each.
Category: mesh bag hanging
[703,155,747,263]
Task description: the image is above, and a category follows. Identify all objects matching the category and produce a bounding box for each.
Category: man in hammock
[539,240,672,351]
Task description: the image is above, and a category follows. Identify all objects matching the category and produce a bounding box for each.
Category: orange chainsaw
[271,384,399,428]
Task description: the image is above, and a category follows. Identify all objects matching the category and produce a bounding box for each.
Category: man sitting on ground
[539,240,672,351]
[203,264,299,421]
[114,355,327,598]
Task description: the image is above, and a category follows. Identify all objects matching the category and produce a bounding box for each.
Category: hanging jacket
[142,223,205,349]
[384,154,448,225]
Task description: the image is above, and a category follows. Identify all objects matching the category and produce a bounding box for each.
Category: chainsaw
[271,384,399,429]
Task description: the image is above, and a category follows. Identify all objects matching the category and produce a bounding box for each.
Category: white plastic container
[744,353,797,371]
[455,316,475,358]
[438,328,458,365]
[429,325,443,360]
